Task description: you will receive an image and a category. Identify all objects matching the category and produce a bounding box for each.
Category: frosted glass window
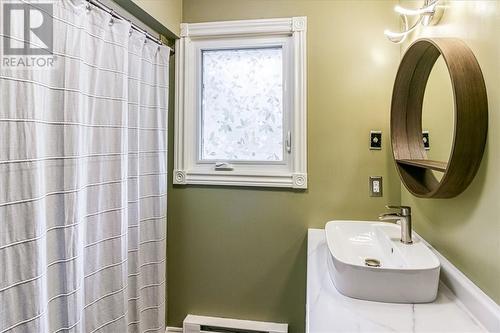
[201,47,284,161]
[174,18,308,188]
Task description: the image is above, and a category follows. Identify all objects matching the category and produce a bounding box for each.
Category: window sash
[199,46,286,163]
[193,37,293,166]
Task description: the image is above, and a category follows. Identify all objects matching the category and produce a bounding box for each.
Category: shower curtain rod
[86,0,175,55]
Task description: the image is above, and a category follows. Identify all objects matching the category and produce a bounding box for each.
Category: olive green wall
[167,1,401,331]
[400,0,500,305]
[132,0,182,35]
[421,56,454,168]
[128,0,500,328]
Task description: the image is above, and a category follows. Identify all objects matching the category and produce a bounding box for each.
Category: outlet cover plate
[369,176,383,197]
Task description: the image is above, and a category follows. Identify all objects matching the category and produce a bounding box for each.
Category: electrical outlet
[370,131,382,150]
[423,131,430,150]
[369,176,383,197]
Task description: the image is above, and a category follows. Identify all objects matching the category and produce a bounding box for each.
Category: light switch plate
[370,131,382,150]
[369,176,383,197]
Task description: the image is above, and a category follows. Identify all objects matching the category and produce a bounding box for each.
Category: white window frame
[174,17,307,189]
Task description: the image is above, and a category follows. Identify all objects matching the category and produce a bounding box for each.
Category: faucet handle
[385,205,411,215]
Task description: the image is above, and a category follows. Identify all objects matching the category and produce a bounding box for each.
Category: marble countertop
[306,228,486,333]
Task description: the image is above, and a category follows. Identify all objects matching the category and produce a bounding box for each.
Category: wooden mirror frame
[391,38,488,198]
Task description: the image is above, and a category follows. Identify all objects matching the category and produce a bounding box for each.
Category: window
[201,47,284,162]
[174,17,307,188]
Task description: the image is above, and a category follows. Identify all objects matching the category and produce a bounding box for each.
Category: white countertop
[306,229,486,333]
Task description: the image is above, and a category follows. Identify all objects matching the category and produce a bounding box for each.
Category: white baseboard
[416,232,500,333]
[166,327,182,332]
[183,314,288,333]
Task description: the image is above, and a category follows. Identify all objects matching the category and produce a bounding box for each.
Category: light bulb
[394,2,437,16]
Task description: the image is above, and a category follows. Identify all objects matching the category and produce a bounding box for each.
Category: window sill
[173,170,308,189]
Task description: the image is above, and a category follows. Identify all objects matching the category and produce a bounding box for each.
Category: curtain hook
[85,2,91,13]
[128,20,133,36]
[108,10,115,26]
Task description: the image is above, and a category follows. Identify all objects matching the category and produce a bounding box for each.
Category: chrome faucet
[379,205,413,244]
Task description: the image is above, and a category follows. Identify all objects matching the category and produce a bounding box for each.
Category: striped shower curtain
[0,1,168,332]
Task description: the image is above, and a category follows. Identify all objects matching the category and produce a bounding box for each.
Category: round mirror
[390,38,488,198]
[421,56,454,181]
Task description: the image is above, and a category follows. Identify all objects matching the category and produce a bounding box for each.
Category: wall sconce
[384,0,443,44]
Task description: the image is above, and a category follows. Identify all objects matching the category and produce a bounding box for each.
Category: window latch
[215,162,234,171]
[286,131,292,153]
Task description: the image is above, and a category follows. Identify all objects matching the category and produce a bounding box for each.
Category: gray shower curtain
[0,1,168,332]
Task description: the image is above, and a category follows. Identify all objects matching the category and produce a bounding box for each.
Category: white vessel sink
[325,220,440,303]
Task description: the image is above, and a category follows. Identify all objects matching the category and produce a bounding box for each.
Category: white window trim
[174,17,307,189]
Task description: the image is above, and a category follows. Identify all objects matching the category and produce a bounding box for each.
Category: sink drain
[365,258,381,267]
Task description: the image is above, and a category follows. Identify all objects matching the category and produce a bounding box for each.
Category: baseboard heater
[183,315,288,333]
